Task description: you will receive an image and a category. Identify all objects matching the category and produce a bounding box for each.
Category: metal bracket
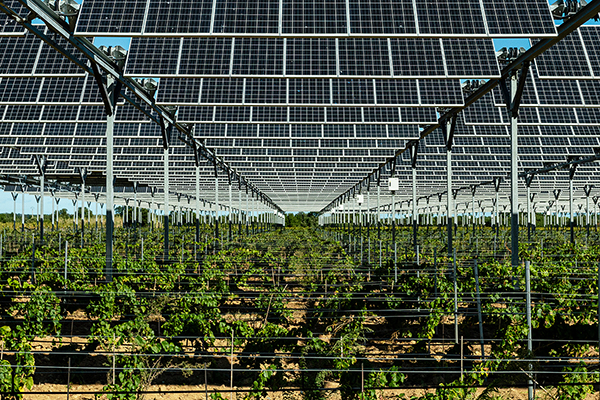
[569,163,578,180]
[493,177,501,192]
[499,62,530,118]
[441,115,457,151]
[408,140,419,169]
[34,154,47,176]
[470,184,477,196]
[452,189,459,199]
[530,192,536,202]
[437,193,443,202]
[78,167,87,186]
[390,156,397,177]
[525,174,534,188]
[553,189,561,200]
[584,185,593,197]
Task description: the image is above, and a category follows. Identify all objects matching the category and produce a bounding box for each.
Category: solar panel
[0,78,43,103]
[232,38,284,76]
[533,76,583,106]
[289,107,325,122]
[482,0,556,36]
[338,39,390,77]
[126,38,182,76]
[253,107,288,122]
[216,0,279,34]
[38,77,85,104]
[144,0,212,34]
[78,106,107,122]
[580,26,600,77]
[349,0,416,34]
[390,39,445,77]
[75,0,148,35]
[577,80,600,106]
[285,39,336,76]
[463,93,502,125]
[442,39,500,78]
[34,29,89,76]
[418,79,463,106]
[282,0,346,34]
[373,80,417,105]
[42,105,79,121]
[575,108,600,124]
[415,0,486,36]
[245,79,287,104]
[0,1,27,36]
[532,31,592,79]
[0,35,40,76]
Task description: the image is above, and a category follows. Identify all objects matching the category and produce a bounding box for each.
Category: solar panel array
[2,0,600,212]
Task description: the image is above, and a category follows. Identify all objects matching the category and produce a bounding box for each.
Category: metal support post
[525,260,533,400]
[196,165,201,256]
[34,155,47,244]
[21,186,25,233]
[409,141,419,249]
[585,185,592,237]
[500,63,529,271]
[105,74,117,282]
[377,181,381,241]
[443,117,456,258]
[163,147,170,261]
[228,181,233,242]
[569,163,577,245]
[215,175,220,240]
[11,193,17,231]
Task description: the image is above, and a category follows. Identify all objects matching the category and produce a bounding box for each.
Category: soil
[23,383,600,400]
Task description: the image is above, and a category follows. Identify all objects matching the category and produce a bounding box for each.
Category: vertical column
[163,146,170,260]
[525,175,534,242]
[585,185,592,237]
[21,186,26,233]
[228,179,233,241]
[509,72,520,270]
[196,165,201,245]
[35,156,47,244]
[105,76,115,281]
[569,164,577,245]
[40,175,44,242]
[444,117,455,258]
[12,193,17,231]
[377,180,381,241]
[409,141,419,249]
[215,172,220,241]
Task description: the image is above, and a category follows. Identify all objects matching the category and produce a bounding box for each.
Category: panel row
[125,37,500,78]
[0,76,464,107]
[490,64,600,107]
[74,0,556,37]
[156,78,464,107]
